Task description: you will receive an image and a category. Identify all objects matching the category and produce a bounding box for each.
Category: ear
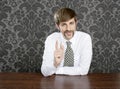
[76,20,78,25]
[55,24,60,30]
[74,18,78,25]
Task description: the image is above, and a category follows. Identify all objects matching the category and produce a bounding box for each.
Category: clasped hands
[54,40,64,67]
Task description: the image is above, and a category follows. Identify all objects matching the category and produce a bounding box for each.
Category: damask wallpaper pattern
[0,0,120,73]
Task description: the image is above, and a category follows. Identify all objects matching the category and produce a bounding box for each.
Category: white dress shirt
[41,31,92,77]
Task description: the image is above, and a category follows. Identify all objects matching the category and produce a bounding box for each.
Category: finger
[55,40,58,50]
[60,43,64,50]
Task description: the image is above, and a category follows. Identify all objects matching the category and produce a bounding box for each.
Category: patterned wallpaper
[0,0,120,73]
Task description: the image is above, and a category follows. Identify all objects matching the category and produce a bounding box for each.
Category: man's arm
[41,37,57,77]
[41,37,64,77]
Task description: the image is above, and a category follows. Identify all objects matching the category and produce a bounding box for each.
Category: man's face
[58,18,77,40]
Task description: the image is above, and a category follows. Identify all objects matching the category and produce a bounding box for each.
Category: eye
[70,22,74,25]
[61,23,66,27]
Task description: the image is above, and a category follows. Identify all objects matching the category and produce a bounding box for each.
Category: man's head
[54,8,77,25]
[54,8,77,40]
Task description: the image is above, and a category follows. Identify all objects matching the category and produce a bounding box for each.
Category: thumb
[60,43,64,51]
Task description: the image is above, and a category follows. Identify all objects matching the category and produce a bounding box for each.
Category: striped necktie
[64,41,74,66]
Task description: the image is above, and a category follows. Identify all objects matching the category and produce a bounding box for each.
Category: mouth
[65,31,72,36]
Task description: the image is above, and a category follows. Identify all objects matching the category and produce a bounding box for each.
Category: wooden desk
[0,73,119,89]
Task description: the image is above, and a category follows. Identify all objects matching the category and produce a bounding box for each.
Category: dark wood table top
[0,72,119,89]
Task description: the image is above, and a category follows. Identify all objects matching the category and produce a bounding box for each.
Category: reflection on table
[54,75,90,89]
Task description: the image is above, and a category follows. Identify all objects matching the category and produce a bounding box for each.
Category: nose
[66,25,70,31]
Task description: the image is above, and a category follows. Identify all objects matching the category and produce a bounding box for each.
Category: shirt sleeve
[41,36,57,77]
[55,35,93,75]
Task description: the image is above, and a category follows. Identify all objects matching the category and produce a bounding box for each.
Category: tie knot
[66,41,71,46]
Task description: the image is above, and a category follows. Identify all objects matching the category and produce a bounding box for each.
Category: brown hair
[54,8,77,25]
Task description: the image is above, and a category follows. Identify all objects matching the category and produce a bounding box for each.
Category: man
[41,8,92,77]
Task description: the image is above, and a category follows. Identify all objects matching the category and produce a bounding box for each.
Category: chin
[64,34,73,40]
[66,37,72,40]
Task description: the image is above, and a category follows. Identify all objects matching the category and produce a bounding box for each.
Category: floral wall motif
[0,0,120,73]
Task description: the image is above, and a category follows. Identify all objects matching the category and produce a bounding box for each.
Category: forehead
[60,18,75,24]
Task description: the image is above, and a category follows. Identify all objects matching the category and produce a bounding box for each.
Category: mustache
[65,30,73,33]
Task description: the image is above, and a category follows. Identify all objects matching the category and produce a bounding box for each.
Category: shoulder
[45,32,61,42]
[75,31,91,38]
[75,31,92,45]
[47,32,60,38]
